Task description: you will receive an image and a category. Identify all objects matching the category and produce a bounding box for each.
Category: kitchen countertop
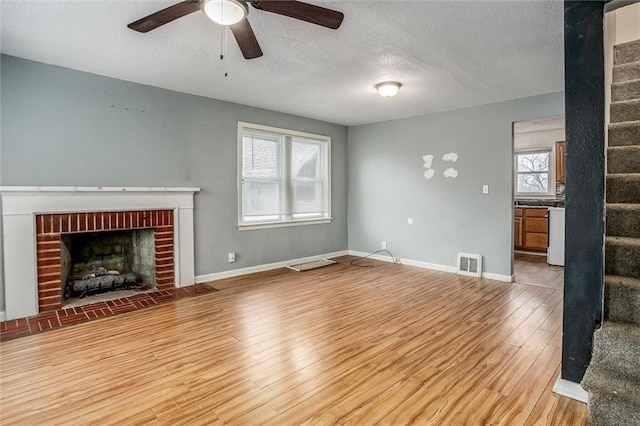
[514,199,565,208]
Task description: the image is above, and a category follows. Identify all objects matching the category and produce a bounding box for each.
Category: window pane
[243,134,280,179]
[292,181,323,215]
[292,139,321,179]
[239,123,330,227]
[517,152,549,173]
[517,173,549,193]
[242,181,281,221]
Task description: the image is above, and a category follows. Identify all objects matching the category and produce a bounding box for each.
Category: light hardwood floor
[514,253,564,290]
[0,256,589,425]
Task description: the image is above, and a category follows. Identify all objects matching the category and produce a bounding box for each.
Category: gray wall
[0,55,348,302]
[347,92,564,277]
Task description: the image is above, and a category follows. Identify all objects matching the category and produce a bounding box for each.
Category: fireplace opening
[60,229,156,306]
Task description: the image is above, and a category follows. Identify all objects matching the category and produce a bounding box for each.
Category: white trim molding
[0,186,199,321]
[553,375,589,403]
[348,250,513,282]
[196,250,348,283]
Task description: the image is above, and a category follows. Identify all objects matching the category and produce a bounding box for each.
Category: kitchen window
[514,149,553,197]
[238,122,331,229]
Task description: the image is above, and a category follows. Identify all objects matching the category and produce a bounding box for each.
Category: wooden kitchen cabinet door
[523,208,549,252]
[514,217,523,247]
[525,232,549,250]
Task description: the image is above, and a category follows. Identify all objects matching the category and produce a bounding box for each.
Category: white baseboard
[348,250,513,282]
[483,272,515,282]
[552,375,589,403]
[347,250,404,265]
[393,256,457,273]
[0,311,5,322]
[195,250,514,285]
[195,250,348,283]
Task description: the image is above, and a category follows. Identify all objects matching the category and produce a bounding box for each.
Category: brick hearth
[36,210,175,312]
[0,283,218,341]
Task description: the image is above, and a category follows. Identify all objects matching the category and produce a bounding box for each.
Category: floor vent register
[287,259,336,272]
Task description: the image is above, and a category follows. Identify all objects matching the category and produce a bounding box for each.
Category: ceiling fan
[127,0,344,60]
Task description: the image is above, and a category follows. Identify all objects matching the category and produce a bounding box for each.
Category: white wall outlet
[382,241,387,249]
[482,184,489,194]
[408,217,414,225]
[228,252,236,263]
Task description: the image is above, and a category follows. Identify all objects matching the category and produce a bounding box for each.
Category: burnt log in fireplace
[65,266,141,298]
[61,230,156,301]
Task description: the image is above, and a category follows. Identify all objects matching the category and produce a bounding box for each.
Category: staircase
[582,39,640,425]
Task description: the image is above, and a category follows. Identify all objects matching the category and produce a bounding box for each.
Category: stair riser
[607,177,640,204]
[612,79,640,102]
[605,283,640,326]
[592,329,640,379]
[615,40,640,65]
[607,208,640,238]
[608,121,640,146]
[610,100,640,123]
[588,391,640,426]
[605,243,640,278]
[613,62,640,83]
[608,147,640,174]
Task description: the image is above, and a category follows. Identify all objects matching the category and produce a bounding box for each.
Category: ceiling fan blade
[230,19,263,59]
[128,1,200,33]
[251,1,343,29]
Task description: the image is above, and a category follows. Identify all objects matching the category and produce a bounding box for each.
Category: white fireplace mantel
[1,186,200,320]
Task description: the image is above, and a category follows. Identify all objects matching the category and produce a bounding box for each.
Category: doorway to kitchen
[512,116,566,288]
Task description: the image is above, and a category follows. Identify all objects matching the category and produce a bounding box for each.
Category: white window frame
[514,148,555,198]
[237,122,332,230]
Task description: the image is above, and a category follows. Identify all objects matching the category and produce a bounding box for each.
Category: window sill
[238,217,333,231]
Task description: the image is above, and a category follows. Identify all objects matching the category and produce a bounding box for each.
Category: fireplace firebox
[61,229,156,300]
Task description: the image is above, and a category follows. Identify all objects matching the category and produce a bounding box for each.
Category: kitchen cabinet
[514,209,524,248]
[514,207,549,253]
[556,141,566,182]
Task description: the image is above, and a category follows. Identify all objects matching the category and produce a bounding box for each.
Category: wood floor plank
[0,256,589,425]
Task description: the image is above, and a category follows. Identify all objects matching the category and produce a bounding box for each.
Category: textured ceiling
[1,1,564,126]
[514,115,565,134]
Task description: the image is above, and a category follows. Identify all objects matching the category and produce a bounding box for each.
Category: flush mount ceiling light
[202,0,248,26]
[375,81,402,97]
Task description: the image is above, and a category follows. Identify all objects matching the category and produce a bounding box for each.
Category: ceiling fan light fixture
[375,81,402,97]
[203,0,247,26]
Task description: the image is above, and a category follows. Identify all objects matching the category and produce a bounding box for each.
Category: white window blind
[238,123,331,229]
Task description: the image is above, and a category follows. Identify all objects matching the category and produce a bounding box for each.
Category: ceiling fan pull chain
[219,26,225,60]
[224,27,229,77]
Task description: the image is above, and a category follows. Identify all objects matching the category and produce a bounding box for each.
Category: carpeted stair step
[607,174,640,203]
[607,204,640,238]
[605,275,640,326]
[608,120,640,146]
[615,39,640,65]
[589,322,640,378]
[610,99,640,123]
[612,78,640,102]
[608,146,640,174]
[613,61,640,83]
[582,367,640,426]
[605,236,640,279]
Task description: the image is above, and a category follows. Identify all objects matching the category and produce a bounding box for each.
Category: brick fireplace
[36,210,175,312]
[1,187,199,321]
